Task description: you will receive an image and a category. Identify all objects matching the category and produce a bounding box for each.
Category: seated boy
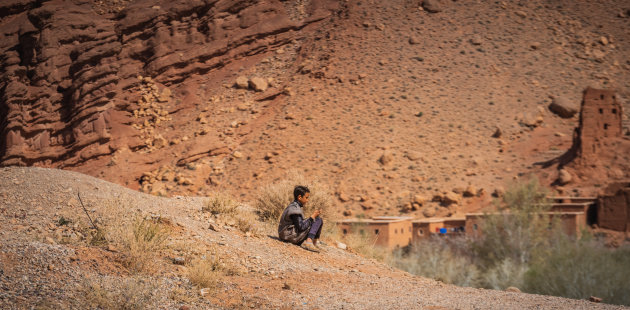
[277,185,323,252]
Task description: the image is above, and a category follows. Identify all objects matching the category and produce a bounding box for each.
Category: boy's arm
[290,214,312,232]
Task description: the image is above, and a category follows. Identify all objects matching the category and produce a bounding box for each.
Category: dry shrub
[254,170,333,222]
[391,238,480,287]
[187,258,222,289]
[80,275,157,309]
[115,216,170,273]
[187,254,242,289]
[203,192,238,215]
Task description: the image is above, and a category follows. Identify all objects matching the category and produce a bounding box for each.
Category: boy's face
[298,192,310,206]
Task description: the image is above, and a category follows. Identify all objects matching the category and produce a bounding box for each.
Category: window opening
[374,229,379,235]
[612,109,617,114]
[599,108,603,114]
[604,123,609,130]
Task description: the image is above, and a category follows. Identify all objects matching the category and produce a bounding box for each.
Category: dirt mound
[0,167,622,309]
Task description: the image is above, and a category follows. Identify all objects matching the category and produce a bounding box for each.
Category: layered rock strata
[0,0,332,167]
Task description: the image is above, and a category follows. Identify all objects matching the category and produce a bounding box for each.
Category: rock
[336,242,347,250]
[589,296,602,303]
[343,210,352,216]
[406,151,422,161]
[378,150,394,165]
[599,36,608,46]
[173,257,186,265]
[441,192,460,206]
[282,283,291,290]
[558,169,572,185]
[514,10,527,18]
[232,151,243,159]
[45,237,56,244]
[200,288,211,296]
[549,96,578,118]
[506,287,521,293]
[422,0,443,13]
[249,77,268,92]
[179,306,191,310]
[530,42,541,50]
[235,76,249,89]
[422,207,436,218]
[592,49,606,62]
[491,127,502,138]
[520,112,542,127]
[492,187,505,198]
[463,185,477,197]
[470,34,483,45]
[413,194,427,205]
[408,36,421,45]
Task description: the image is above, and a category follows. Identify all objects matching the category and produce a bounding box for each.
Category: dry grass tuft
[187,253,242,289]
[203,192,238,215]
[80,275,157,309]
[111,216,170,273]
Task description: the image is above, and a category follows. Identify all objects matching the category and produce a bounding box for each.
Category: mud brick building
[597,182,630,232]
[337,216,413,249]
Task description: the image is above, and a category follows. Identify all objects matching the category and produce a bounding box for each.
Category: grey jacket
[278,201,311,244]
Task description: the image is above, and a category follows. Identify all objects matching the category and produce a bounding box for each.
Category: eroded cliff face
[0,0,333,167]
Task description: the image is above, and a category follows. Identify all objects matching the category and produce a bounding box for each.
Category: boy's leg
[307,218,322,241]
[315,218,323,240]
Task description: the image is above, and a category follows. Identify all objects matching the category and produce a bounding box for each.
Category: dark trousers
[307,217,323,240]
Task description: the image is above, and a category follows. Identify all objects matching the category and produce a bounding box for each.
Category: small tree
[472,177,558,288]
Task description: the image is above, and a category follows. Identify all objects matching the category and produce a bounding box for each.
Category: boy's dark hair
[293,185,310,200]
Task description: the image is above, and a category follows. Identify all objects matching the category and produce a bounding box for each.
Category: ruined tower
[575,87,623,162]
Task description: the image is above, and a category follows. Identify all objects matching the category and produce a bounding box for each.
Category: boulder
[492,187,505,198]
[378,150,394,165]
[422,207,436,218]
[234,76,249,89]
[549,96,578,118]
[557,169,572,185]
[506,287,521,293]
[442,191,460,206]
[422,0,443,13]
[463,185,477,197]
[249,77,268,92]
[413,194,427,205]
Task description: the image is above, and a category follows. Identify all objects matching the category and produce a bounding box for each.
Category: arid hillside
[1,0,630,219]
[0,167,626,309]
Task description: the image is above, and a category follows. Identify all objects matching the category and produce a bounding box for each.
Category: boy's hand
[311,209,321,219]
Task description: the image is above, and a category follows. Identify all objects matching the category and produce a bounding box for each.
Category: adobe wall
[598,187,630,232]
[465,215,484,238]
[387,221,413,248]
[576,88,623,161]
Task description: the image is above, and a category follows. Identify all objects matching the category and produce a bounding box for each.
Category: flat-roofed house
[412,218,444,242]
[337,216,413,249]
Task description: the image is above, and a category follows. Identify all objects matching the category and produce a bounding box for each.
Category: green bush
[525,236,630,306]
[472,177,556,268]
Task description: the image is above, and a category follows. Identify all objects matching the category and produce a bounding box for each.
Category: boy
[278,185,323,252]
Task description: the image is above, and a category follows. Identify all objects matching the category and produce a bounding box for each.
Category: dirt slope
[0,166,626,309]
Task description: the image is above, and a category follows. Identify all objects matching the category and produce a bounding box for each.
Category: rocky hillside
[0,167,625,309]
[1,0,630,218]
